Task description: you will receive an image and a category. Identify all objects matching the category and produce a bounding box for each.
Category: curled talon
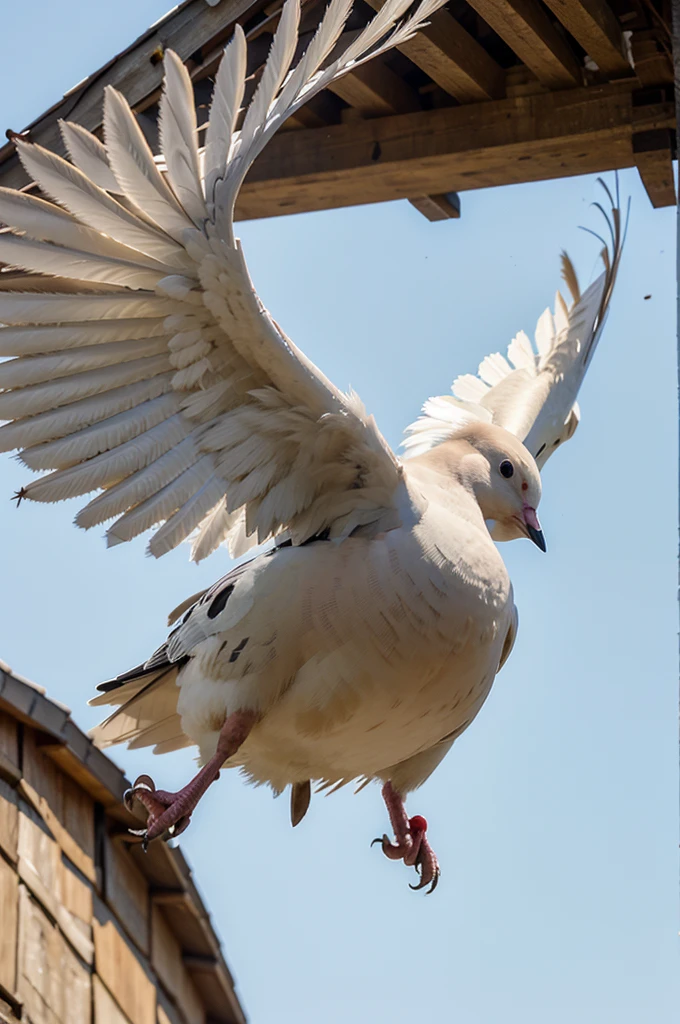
[376,781,441,893]
[409,868,440,894]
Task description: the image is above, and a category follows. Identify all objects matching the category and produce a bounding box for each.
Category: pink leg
[124,710,258,848]
[372,780,441,893]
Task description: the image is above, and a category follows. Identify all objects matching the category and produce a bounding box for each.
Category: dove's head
[412,422,545,550]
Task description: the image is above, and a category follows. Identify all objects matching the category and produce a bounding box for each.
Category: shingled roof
[0,659,247,1024]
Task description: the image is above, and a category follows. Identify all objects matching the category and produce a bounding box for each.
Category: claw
[370,834,390,848]
[124,774,156,812]
[133,774,156,792]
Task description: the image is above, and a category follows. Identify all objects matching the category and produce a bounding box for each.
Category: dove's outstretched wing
[0,0,449,559]
[403,181,626,469]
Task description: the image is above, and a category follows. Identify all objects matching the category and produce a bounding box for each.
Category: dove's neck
[405,441,491,533]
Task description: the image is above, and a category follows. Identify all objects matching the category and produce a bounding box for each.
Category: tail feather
[89,663,185,751]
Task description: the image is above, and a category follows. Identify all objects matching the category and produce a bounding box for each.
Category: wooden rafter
[235,83,674,219]
[632,127,677,207]
[364,0,505,101]
[328,59,421,116]
[541,0,632,78]
[464,0,582,89]
[409,192,461,221]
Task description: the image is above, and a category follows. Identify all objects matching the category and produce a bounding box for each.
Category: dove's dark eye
[499,460,514,479]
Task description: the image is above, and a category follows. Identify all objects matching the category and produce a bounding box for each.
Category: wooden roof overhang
[0,0,674,222]
[0,661,247,1024]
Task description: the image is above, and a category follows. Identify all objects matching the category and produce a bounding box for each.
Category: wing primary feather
[158,51,208,225]
[59,120,120,192]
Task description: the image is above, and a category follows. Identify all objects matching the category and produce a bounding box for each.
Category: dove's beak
[523,505,546,552]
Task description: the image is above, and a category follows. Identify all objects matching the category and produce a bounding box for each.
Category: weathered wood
[235,83,674,219]
[93,976,133,1024]
[464,0,582,89]
[0,856,18,997]
[633,128,677,207]
[631,31,674,88]
[92,896,156,1024]
[103,830,150,955]
[409,192,461,220]
[364,0,504,101]
[0,778,18,864]
[151,906,205,1024]
[541,0,631,77]
[0,0,259,190]
[328,59,421,116]
[16,884,92,1024]
[22,731,96,884]
[17,802,62,919]
[59,859,94,966]
[0,713,20,785]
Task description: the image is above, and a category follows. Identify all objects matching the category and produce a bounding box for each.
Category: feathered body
[0,0,622,873]
[94,453,517,794]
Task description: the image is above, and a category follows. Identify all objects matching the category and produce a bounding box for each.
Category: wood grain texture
[541,0,630,77]
[364,0,504,101]
[236,83,674,219]
[103,831,150,955]
[0,778,18,864]
[633,128,677,207]
[465,0,581,88]
[92,897,156,1024]
[16,884,91,1024]
[151,906,204,1024]
[0,857,18,997]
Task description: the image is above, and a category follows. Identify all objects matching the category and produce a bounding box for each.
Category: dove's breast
[176,504,515,793]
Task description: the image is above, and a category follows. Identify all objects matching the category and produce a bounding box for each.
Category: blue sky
[0,3,678,1022]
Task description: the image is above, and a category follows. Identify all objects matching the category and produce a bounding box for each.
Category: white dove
[0,0,623,892]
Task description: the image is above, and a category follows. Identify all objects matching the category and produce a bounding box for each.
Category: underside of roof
[0,0,674,221]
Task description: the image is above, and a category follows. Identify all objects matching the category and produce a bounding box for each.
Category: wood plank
[103,829,150,955]
[541,0,631,77]
[0,0,258,190]
[93,976,133,1024]
[22,731,96,883]
[328,59,421,116]
[464,0,582,89]
[59,858,94,966]
[16,884,92,1024]
[17,801,62,919]
[92,896,156,1024]
[0,712,20,784]
[236,83,673,219]
[151,905,204,1024]
[0,777,18,864]
[0,855,18,997]
[364,0,504,101]
[409,192,461,221]
[633,128,677,208]
[631,31,674,88]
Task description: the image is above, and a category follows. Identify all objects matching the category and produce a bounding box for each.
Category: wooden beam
[327,59,421,116]
[409,193,461,221]
[0,0,257,190]
[364,0,504,102]
[236,83,674,219]
[541,0,631,78]
[630,31,673,88]
[464,0,582,89]
[632,128,677,207]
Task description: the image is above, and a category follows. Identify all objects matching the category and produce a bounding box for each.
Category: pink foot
[124,774,202,848]
[124,709,257,849]
[372,781,441,893]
